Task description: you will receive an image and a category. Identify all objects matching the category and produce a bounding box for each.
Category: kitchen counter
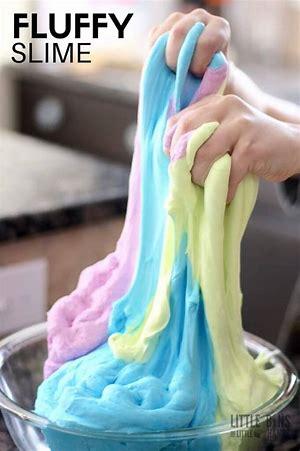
[0,131,130,242]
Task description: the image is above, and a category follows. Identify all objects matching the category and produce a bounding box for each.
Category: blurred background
[0,0,299,448]
[0,0,299,380]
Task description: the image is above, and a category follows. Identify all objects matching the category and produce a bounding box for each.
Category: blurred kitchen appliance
[10,66,138,165]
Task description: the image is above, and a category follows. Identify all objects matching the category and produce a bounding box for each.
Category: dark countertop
[0,130,130,242]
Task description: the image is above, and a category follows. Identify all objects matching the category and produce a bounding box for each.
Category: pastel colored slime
[36,23,282,437]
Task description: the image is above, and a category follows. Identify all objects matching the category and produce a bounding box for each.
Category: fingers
[191,124,235,185]
[165,93,246,147]
[148,9,230,75]
[168,94,219,129]
[165,110,212,153]
[148,12,184,48]
[190,17,230,75]
[170,111,214,151]
[165,15,200,70]
[164,93,253,203]
[164,95,222,153]
[165,9,209,70]
[191,130,250,203]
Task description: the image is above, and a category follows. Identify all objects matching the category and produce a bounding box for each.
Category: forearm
[263,94,300,125]
[225,63,300,125]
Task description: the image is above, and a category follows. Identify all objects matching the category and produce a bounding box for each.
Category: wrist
[263,94,300,124]
[224,63,267,113]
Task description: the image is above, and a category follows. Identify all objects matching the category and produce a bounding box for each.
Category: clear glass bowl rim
[0,322,298,442]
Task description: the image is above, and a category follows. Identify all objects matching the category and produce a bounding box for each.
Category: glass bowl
[0,323,298,451]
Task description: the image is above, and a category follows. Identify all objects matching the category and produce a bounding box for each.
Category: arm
[225,63,300,125]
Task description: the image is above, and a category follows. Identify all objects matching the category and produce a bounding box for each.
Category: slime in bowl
[0,323,298,451]
[14,22,294,450]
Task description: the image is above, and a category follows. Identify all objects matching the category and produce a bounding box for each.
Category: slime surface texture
[35,24,281,433]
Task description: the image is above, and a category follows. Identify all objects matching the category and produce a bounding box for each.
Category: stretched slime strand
[35,23,282,440]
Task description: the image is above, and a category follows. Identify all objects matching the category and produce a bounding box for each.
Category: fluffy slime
[35,24,281,438]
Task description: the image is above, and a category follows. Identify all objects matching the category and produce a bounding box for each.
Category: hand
[164,94,300,202]
[148,9,230,76]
